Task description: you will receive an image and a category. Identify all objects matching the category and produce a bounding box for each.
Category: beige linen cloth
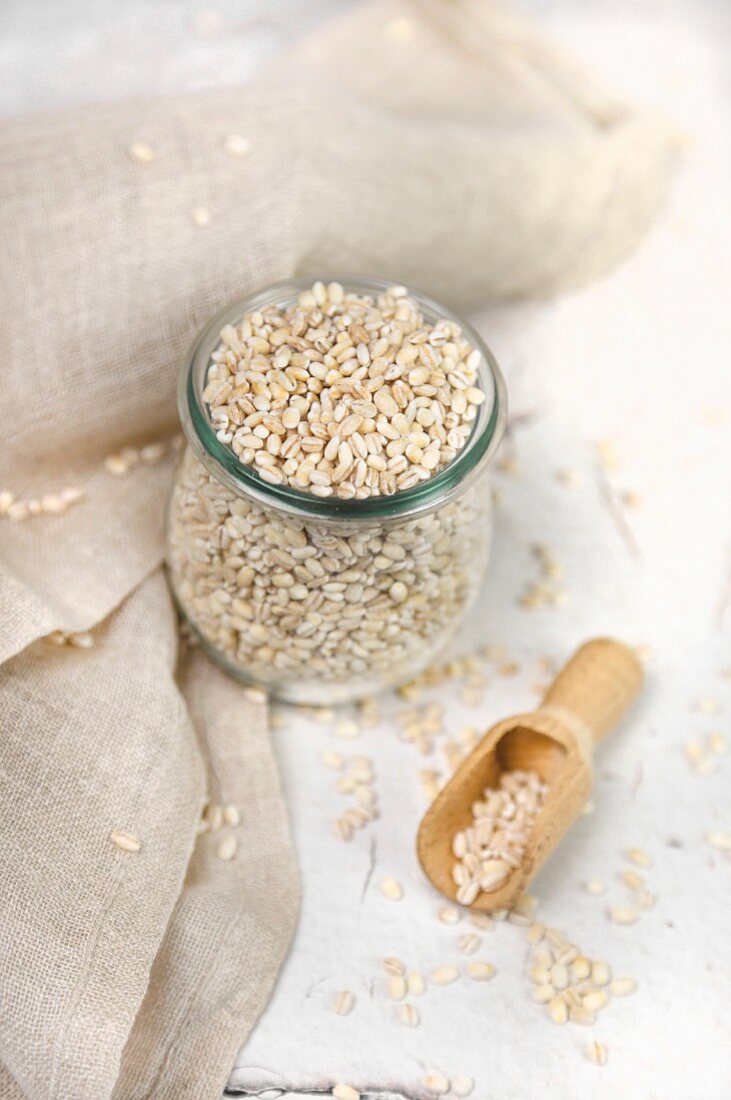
[0,1,675,1097]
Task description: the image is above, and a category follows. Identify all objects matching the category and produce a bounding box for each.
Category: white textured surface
[232,5,731,1098]
[3,2,729,1098]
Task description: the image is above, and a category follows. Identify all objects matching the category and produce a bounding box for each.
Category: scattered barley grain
[110,829,141,853]
[423,1073,450,1095]
[585,1041,608,1066]
[216,834,237,861]
[608,906,639,925]
[334,990,355,1016]
[380,877,403,901]
[333,1086,360,1100]
[452,1075,474,1096]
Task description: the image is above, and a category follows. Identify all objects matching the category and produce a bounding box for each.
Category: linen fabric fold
[0,0,674,1097]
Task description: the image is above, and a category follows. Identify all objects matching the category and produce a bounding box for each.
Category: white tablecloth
[4,2,729,1098]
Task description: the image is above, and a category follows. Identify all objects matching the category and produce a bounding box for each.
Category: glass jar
[166,276,507,704]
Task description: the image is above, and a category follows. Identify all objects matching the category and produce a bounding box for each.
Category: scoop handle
[540,638,643,746]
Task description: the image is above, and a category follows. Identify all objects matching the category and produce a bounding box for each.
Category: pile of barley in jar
[167,281,495,700]
[202,280,485,499]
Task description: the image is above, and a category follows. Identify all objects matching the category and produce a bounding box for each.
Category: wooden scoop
[417,638,643,911]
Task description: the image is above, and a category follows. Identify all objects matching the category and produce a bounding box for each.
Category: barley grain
[533,984,555,1005]
[610,977,637,997]
[335,720,361,740]
[569,1006,596,1025]
[550,963,569,990]
[684,740,706,769]
[334,990,355,1016]
[225,134,251,157]
[591,961,611,986]
[468,912,495,932]
[431,966,460,986]
[438,906,461,925]
[514,893,538,913]
[388,976,407,1001]
[191,206,210,226]
[407,972,426,997]
[334,817,353,841]
[216,834,237,861]
[110,829,141,853]
[548,996,568,1024]
[348,761,374,784]
[583,990,609,1012]
[556,945,579,966]
[380,877,403,901]
[140,442,166,464]
[532,946,553,970]
[457,881,480,906]
[585,1040,608,1066]
[466,962,495,981]
[223,805,240,827]
[204,804,223,832]
[333,1086,360,1100]
[571,957,591,981]
[527,922,545,944]
[396,1003,419,1027]
[608,906,639,925]
[40,494,67,514]
[423,1073,450,1095]
[129,142,155,163]
[625,847,652,868]
[458,933,481,956]
[105,454,131,476]
[452,1076,474,1097]
[706,830,731,851]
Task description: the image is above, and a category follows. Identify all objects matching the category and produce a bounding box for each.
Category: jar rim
[179,275,508,522]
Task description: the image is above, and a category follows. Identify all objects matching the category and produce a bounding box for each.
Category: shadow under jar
[166,276,507,704]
